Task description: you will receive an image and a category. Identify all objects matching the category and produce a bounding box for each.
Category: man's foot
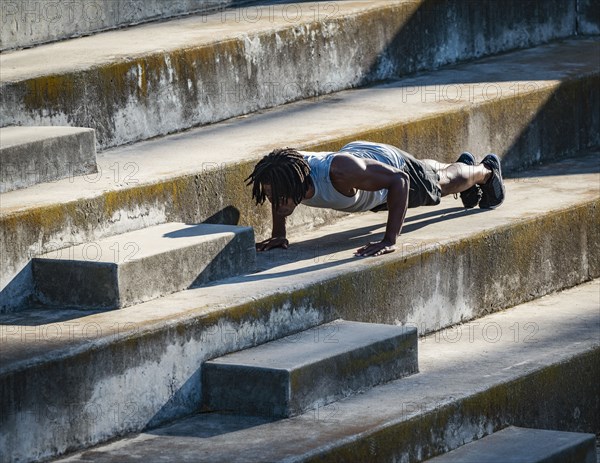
[456,152,482,208]
[479,153,505,209]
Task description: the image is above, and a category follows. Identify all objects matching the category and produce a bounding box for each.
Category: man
[246,140,505,257]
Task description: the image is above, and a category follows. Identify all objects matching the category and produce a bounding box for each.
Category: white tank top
[301,141,406,213]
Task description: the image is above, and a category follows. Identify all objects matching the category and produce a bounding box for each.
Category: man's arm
[330,154,410,257]
[256,204,289,251]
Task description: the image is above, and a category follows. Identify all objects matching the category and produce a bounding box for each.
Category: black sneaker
[479,153,505,209]
[456,152,481,209]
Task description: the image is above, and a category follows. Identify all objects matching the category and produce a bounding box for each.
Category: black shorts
[369,150,441,212]
[369,147,442,212]
[398,149,442,208]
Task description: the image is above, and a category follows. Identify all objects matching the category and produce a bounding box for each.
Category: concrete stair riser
[424,426,596,463]
[1,63,597,312]
[1,197,597,462]
[0,0,583,149]
[0,127,97,193]
[202,321,418,418]
[0,0,252,51]
[302,350,600,463]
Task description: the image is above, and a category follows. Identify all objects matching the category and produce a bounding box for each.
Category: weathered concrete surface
[425,426,596,463]
[32,223,256,309]
[0,0,253,51]
[202,320,417,418]
[1,38,598,312]
[578,0,600,35]
[0,156,598,463]
[0,126,96,193]
[52,281,600,463]
[0,0,581,148]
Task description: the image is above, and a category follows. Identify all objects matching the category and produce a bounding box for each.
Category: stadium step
[4,0,597,53]
[1,153,597,462]
[424,426,597,463]
[1,37,598,312]
[0,0,254,51]
[51,280,600,463]
[0,126,96,193]
[32,223,256,309]
[0,0,590,149]
[202,320,418,418]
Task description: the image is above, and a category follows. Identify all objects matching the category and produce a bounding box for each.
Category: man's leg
[392,149,503,209]
[422,159,491,196]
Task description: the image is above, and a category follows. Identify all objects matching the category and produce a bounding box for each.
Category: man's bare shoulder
[329,153,370,187]
[330,153,367,172]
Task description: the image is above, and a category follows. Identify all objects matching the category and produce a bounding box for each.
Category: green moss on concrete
[24,74,76,111]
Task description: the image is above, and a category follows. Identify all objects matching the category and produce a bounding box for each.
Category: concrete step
[32,223,256,309]
[3,0,599,53]
[0,126,97,193]
[51,280,600,463]
[202,320,418,418]
[1,0,254,51]
[424,426,596,463]
[0,1,590,149]
[1,37,598,312]
[1,154,597,462]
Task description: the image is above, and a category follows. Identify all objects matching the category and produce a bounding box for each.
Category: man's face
[262,184,297,216]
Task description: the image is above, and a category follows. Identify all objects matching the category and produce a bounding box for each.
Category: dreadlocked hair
[245,148,312,209]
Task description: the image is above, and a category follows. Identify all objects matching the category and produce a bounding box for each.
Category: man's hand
[256,236,289,252]
[354,240,396,257]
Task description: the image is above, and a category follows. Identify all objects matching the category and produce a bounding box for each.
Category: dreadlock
[245,148,312,210]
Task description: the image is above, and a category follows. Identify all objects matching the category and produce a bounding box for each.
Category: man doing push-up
[246,141,505,257]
